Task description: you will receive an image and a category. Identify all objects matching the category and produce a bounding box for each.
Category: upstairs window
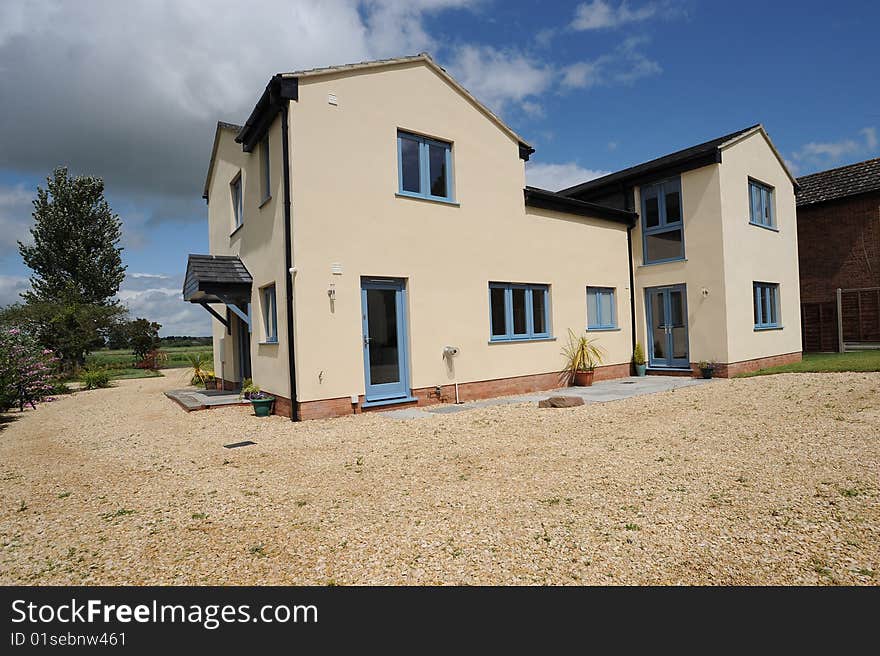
[260,135,271,203]
[749,179,775,228]
[753,282,780,329]
[262,284,278,343]
[587,287,617,330]
[231,174,243,229]
[641,178,684,264]
[489,283,550,341]
[397,131,453,202]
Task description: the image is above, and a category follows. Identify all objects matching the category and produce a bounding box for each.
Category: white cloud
[526,162,610,192]
[571,0,659,30]
[116,273,210,336]
[447,44,555,115]
[561,37,662,89]
[0,274,29,307]
[790,126,878,171]
[0,1,479,213]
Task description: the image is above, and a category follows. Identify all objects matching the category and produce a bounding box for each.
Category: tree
[19,167,126,305]
[12,167,128,372]
[0,327,58,412]
[126,318,162,361]
[0,300,123,371]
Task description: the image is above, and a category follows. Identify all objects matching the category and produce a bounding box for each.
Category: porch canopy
[183,254,253,331]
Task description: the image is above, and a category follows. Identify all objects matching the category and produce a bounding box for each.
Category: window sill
[749,221,778,232]
[395,192,459,207]
[230,223,244,238]
[754,325,784,332]
[488,336,556,344]
[259,195,272,209]
[638,258,687,268]
[586,327,620,332]
[259,340,279,345]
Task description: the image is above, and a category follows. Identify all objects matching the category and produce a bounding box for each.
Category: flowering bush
[0,327,59,412]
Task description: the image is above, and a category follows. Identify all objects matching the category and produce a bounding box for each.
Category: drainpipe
[627,224,637,352]
[280,101,299,421]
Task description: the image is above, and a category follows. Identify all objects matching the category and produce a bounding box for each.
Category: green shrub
[82,368,111,390]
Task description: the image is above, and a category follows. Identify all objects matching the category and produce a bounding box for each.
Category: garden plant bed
[0,373,878,585]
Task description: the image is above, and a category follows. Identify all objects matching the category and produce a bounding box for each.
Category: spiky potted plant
[240,379,275,417]
[632,342,647,377]
[561,329,605,387]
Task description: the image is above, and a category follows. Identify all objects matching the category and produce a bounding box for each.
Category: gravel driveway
[1,372,878,585]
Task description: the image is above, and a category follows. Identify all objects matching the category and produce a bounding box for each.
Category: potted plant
[239,379,275,417]
[561,329,605,387]
[187,352,213,387]
[698,360,716,379]
[203,371,218,390]
[632,342,647,377]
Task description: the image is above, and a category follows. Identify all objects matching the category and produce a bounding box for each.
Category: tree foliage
[0,327,58,412]
[125,318,162,361]
[19,167,126,305]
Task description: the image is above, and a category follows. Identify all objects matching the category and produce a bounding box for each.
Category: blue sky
[1,0,877,334]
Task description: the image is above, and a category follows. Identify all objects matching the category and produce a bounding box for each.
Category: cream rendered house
[185,54,801,420]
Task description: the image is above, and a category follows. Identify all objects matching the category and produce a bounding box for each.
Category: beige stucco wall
[632,163,730,364]
[630,130,801,367]
[205,119,291,396]
[718,132,802,363]
[286,62,633,402]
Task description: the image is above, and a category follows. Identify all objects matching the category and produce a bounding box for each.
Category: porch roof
[183,254,252,304]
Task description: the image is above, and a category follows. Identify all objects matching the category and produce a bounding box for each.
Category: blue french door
[361,278,411,402]
[645,284,689,368]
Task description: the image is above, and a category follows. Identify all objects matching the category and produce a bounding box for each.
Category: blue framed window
[231,174,243,228]
[749,179,775,228]
[753,282,780,329]
[260,135,271,203]
[397,131,454,202]
[587,287,616,329]
[262,284,277,343]
[489,282,550,341]
[641,177,684,264]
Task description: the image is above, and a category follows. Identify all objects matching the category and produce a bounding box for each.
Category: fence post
[836,288,844,353]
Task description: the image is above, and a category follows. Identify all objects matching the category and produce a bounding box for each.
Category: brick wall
[797,191,880,350]
[797,192,880,303]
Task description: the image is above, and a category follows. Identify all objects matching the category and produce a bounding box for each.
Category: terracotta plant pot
[572,370,595,387]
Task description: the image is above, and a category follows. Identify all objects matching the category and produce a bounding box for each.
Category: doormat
[621,381,636,384]
[223,441,257,449]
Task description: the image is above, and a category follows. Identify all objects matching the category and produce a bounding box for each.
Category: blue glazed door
[645,285,689,369]
[361,278,410,402]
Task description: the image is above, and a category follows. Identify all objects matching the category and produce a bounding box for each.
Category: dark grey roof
[524,187,636,226]
[183,254,252,303]
[560,124,761,198]
[796,157,880,207]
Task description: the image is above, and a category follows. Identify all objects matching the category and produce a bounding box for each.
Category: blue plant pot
[634,363,647,377]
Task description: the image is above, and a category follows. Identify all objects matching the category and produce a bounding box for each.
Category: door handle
[363,335,371,347]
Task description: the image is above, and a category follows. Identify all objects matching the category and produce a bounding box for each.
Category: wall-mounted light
[328,283,336,301]
[701,287,710,298]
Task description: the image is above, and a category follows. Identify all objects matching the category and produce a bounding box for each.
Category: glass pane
[645,195,660,228]
[669,290,687,359]
[665,190,681,223]
[754,286,762,324]
[763,188,773,225]
[532,288,546,334]
[367,289,400,384]
[651,292,666,360]
[750,184,762,223]
[645,228,683,262]
[512,288,527,335]
[400,138,420,194]
[490,288,507,337]
[428,143,448,198]
[598,290,613,327]
[767,287,777,325]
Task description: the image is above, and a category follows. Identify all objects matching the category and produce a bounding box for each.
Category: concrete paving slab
[387,375,712,420]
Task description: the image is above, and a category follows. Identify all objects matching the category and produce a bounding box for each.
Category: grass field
[78,345,213,381]
[737,350,880,377]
